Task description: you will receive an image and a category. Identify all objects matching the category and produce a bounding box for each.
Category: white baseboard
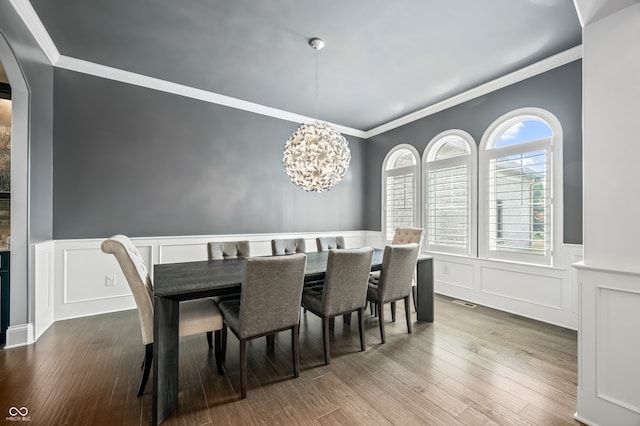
[5,323,34,348]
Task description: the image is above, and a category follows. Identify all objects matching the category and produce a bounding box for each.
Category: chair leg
[322,317,331,365]
[240,338,248,399]
[404,296,413,334]
[207,331,213,348]
[329,317,335,330]
[214,329,224,374]
[138,343,153,397]
[412,285,417,311]
[343,313,351,325]
[358,308,366,352]
[292,324,300,377]
[391,301,396,322]
[221,325,227,364]
[370,300,375,316]
[378,303,386,344]
[266,334,275,347]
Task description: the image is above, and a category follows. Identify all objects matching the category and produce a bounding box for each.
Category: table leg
[416,258,434,322]
[153,296,180,425]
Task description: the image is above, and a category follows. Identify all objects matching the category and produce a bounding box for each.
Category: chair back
[322,247,373,316]
[316,236,346,252]
[239,253,307,338]
[101,235,154,345]
[377,244,420,303]
[391,228,424,246]
[208,240,251,260]
[271,238,306,255]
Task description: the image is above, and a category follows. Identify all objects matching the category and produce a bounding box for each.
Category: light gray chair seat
[101,234,225,397]
[301,247,373,364]
[366,243,420,344]
[217,253,307,399]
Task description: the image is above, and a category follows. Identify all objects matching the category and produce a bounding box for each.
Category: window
[423,130,477,256]
[479,108,562,265]
[382,145,420,241]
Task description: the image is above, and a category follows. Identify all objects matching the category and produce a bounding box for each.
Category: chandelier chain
[314,47,319,121]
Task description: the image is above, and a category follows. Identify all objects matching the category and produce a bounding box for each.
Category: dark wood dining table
[152,248,433,425]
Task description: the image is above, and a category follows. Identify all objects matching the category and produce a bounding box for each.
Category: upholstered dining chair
[316,236,346,252]
[371,227,424,314]
[301,247,373,364]
[366,243,420,344]
[101,235,224,397]
[391,227,424,245]
[271,238,306,255]
[216,253,307,399]
[208,241,251,304]
[208,240,251,260]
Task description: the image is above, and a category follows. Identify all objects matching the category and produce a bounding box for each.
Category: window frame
[479,108,563,266]
[381,144,421,243]
[423,129,477,257]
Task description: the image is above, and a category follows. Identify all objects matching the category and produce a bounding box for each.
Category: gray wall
[364,60,583,245]
[53,69,366,238]
[0,3,54,243]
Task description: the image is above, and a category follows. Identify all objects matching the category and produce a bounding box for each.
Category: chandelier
[283,38,351,193]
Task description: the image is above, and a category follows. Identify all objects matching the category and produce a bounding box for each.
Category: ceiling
[27,0,582,131]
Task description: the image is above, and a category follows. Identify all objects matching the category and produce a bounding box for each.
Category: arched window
[382,145,420,241]
[479,108,562,265]
[423,130,477,256]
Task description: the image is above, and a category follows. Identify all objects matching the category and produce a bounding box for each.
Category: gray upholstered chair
[217,253,307,399]
[366,243,420,344]
[316,236,346,252]
[208,240,251,260]
[301,247,373,364]
[371,227,424,314]
[271,238,306,255]
[101,235,224,396]
[208,241,251,304]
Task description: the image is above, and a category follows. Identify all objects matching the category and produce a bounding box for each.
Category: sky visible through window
[495,119,552,148]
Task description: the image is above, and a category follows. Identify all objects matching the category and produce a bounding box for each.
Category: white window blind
[487,142,550,259]
[424,132,476,256]
[385,171,415,241]
[427,164,468,249]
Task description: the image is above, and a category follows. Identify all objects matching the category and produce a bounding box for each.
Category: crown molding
[11,1,582,141]
[55,55,367,138]
[363,45,583,138]
[9,0,59,64]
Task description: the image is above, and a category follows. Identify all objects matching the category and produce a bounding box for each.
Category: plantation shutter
[487,139,551,261]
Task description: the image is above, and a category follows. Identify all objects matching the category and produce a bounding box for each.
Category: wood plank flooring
[0,294,579,425]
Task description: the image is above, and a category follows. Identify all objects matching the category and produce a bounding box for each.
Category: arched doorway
[0,32,31,347]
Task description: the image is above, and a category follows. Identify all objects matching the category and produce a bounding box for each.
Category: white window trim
[423,129,477,257]
[381,144,421,243]
[479,108,563,266]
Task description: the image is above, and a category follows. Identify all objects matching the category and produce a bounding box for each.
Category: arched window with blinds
[382,145,420,242]
[423,130,477,256]
[479,108,562,265]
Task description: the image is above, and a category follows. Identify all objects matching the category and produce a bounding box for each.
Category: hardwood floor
[0,294,579,425]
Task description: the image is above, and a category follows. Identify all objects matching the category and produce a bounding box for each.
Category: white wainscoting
[30,231,580,343]
[430,243,583,330]
[37,231,380,326]
[574,263,640,425]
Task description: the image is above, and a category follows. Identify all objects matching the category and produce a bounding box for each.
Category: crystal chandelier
[283,38,351,192]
